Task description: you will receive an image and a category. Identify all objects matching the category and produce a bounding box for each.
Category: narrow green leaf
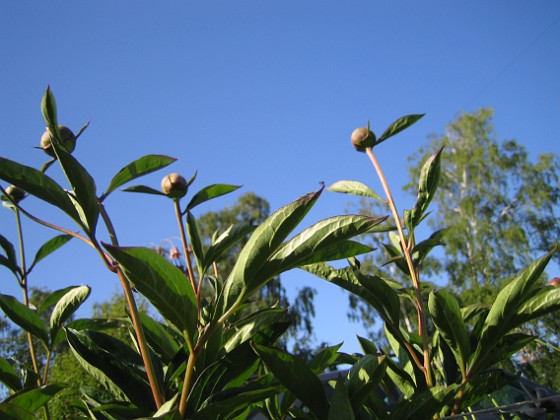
[186,212,205,277]
[185,184,242,212]
[66,328,154,410]
[41,86,58,129]
[515,286,560,322]
[260,215,386,280]
[0,358,22,391]
[0,294,49,345]
[49,145,99,233]
[470,245,558,373]
[405,147,443,229]
[2,384,64,413]
[0,158,81,224]
[376,114,425,145]
[28,234,73,273]
[75,120,91,139]
[224,308,287,352]
[137,312,180,364]
[308,343,343,374]
[103,154,177,200]
[222,188,322,311]
[203,222,255,273]
[392,384,458,420]
[37,286,77,314]
[0,235,17,272]
[253,344,330,419]
[327,180,384,202]
[0,402,35,420]
[121,184,166,195]
[328,375,355,420]
[428,290,470,377]
[49,285,91,344]
[411,228,447,265]
[104,245,197,336]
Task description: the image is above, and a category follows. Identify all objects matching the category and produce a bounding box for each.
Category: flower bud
[161,173,188,198]
[2,185,26,203]
[548,277,560,287]
[351,127,376,152]
[40,125,76,157]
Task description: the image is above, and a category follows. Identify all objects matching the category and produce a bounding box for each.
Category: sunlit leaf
[102,154,177,200]
[222,188,322,311]
[327,180,384,202]
[203,222,255,273]
[224,308,287,352]
[104,245,197,337]
[49,285,91,345]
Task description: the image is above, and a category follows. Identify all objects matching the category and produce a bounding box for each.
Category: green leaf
[104,245,197,336]
[328,375,355,420]
[102,154,177,200]
[327,180,384,202]
[137,312,180,364]
[0,158,81,224]
[185,184,242,212]
[66,328,154,410]
[469,245,558,373]
[49,145,99,233]
[0,358,22,391]
[222,188,322,311]
[376,114,425,145]
[49,285,91,344]
[514,285,560,322]
[37,286,77,314]
[121,185,166,195]
[41,86,58,129]
[0,384,64,417]
[253,344,330,419]
[428,290,470,377]
[357,336,378,355]
[411,228,447,265]
[0,294,49,345]
[405,147,443,229]
[28,234,73,273]
[224,308,287,352]
[186,212,205,277]
[0,235,19,276]
[203,222,255,273]
[391,384,458,420]
[346,354,387,413]
[259,215,386,280]
[308,343,343,374]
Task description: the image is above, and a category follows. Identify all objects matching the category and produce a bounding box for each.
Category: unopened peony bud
[351,127,376,152]
[40,125,76,157]
[3,185,26,203]
[161,173,188,198]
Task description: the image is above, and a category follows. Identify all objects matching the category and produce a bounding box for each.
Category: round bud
[161,173,188,198]
[351,127,376,152]
[548,277,560,287]
[40,125,76,157]
[3,185,26,203]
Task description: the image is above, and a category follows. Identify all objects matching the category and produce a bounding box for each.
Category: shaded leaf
[0,358,22,391]
[122,185,166,195]
[0,294,49,345]
[185,184,242,212]
[138,312,180,364]
[103,154,177,200]
[0,158,81,224]
[376,114,425,145]
[0,235,18,274]
[203,222,255,272]
[391,384,458,420]
[1,384,64,414]
[328,375,355,420]
[29,234,73,273]
[186,212,205,277]
[253,343,330,419]
[428,290,470,377]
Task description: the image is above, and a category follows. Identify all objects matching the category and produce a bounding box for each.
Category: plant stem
[174,200,197,294]
[116,267,165,409]
[365,147,433,386]
[14,209,41,384]
[178,338,197,419]
[98,203,165,409]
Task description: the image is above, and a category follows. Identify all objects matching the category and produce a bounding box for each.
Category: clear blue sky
[1,2,559,354]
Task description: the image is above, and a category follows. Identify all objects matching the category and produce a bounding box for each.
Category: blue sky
[1,2,559,354]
